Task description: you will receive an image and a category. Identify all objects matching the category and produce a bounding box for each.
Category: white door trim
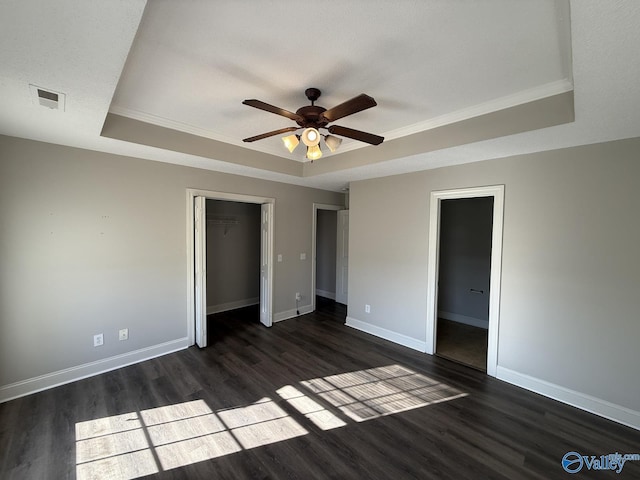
[335,210,349,306]
[311,203,343,312]
[260,203,274,327]
[426,185,504,377]
[186,189,275,346]
[194,196,207,347]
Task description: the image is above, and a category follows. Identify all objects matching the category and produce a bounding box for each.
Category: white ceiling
[1,1,639,191]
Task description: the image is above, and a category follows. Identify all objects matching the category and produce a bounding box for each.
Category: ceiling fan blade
[242,99,304,122]
[328,125,384,145]
[243,126,299,143]
[320,94,377,123]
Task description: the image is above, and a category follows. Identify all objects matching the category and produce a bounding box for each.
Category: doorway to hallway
[426,185,504,376]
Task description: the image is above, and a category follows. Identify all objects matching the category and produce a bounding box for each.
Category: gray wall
[0,135,343,388]
[206,200,260,310]
[348,137,640,413]
[316,209,337,296]
[438,197,493,327]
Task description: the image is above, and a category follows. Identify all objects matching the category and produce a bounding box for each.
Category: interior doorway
[206,199,261,312]
[426,185,504,377]
[315,209,337,300]
[311,203,343,312]
[435,197,493,371]
[187,189,274,348]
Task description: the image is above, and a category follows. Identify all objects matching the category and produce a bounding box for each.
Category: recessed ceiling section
[106,0,574,171]
[102,89,573,178]
[5,1,640,192]
[101,113,304,177]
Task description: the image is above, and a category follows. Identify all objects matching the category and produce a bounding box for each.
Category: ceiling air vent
[29,84,66,111]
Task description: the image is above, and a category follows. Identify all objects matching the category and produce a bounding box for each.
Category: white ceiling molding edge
[108,104,256,153]
[109,79,574,161]
[381,79,574,144]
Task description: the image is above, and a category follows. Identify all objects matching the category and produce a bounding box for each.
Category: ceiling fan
[242,88,384,160]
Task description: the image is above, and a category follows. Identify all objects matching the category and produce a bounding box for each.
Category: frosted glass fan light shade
[324,134,342,152]
[282,134,299,153]
[306,144,322,160]
[301,127,321,147]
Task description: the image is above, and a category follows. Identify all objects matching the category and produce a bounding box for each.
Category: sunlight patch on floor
[75,398,307,480]
[276,385,347,430]
[217,398,308,450]
[301,364,468,422]
[75,365,466,479]
[76,411,159,479]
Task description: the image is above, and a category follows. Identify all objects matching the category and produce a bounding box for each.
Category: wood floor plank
[1,298,639,479]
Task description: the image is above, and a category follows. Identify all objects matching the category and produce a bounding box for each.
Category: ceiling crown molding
[108,105,294,159]
[381,79,575,144]
[112,79,573,161]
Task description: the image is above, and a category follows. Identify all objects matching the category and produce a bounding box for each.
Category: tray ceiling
[1,1,640,190]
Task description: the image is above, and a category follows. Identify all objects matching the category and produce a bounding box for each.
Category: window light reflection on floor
[75,398,307,480]
[301,364,468,422]
[276,385,347,430]
[75,364,466,480]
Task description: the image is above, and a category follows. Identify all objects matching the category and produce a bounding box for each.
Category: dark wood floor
[436,318,488,371]
[1,298,639,479]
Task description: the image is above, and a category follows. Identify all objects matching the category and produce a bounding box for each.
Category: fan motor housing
[295,105,328,128]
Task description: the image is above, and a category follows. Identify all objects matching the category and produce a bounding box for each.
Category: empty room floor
[1,301,638,479]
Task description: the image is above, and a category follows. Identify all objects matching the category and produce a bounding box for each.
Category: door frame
[186,188,275,346]
[311,203,343,312]
[425,185,504,377]
[259,203,274,328]
[194,196,208,347]
[334,210,349,306]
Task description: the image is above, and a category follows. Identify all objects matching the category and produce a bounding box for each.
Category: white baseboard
[315,289,336,300]
[438,310,488,329]
[207,297,259,315]
[0,337,190,404]
[345,316,427,353]
[496,366,640,431]
[274,304,314,323]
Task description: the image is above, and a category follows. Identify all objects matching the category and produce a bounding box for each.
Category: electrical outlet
[119,328,129,341]
[93,333,104,347]
[295,292,301,301]
[365,304,371,313]
[300,253,306,260]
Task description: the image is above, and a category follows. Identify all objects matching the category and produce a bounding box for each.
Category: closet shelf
[207,215,239,236]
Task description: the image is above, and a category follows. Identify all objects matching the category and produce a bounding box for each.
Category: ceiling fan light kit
[282,134,299,153]
[306,144,322,161]
[242,88,384,161]
[324,134,342,152]
[301,127,320,147]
